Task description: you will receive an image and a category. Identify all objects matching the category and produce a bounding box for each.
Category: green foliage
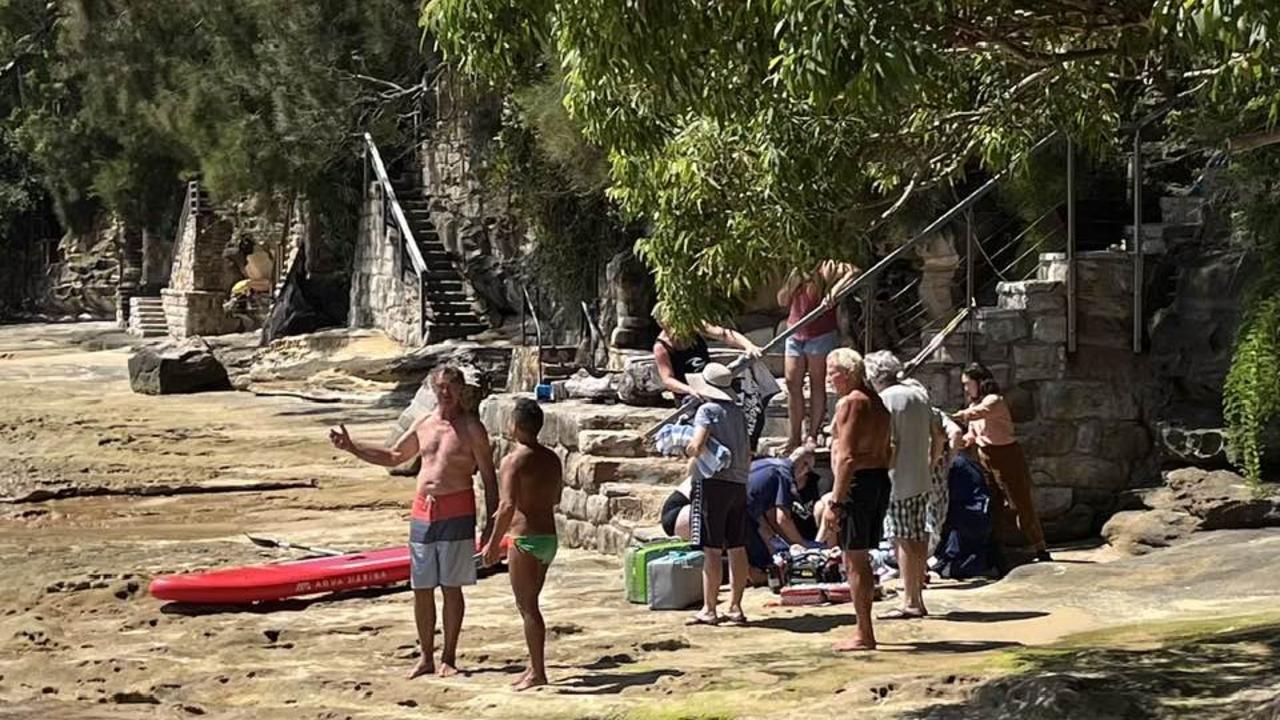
[7,0,426,240]
[1223,155,1280,485]
[430,0,1280,479]
[425,1,1153,333]
[1225,295,1280,484]
[490,83,631,304]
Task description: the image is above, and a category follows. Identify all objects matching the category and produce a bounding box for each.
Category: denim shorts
[784,330,838,358]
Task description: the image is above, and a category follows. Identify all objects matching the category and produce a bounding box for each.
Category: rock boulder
[617,359,667,407]
[1164,467,1280,530]
[1100,509,1199,555]
[128,338,232,395]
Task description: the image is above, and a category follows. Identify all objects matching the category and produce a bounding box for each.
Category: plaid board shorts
[884,492,931,542]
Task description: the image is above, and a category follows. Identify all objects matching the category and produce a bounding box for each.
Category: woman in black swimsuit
[652,316,761,400]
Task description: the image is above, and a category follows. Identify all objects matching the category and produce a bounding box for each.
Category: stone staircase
[126,296,168,338]
[389,170,487,344]
[481,395,690,553]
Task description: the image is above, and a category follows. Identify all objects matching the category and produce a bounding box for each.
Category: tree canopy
[3,0,428,234]
[426,1,1280,327]
[428,1,1280,480]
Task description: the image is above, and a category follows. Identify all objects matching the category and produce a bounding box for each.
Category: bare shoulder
[503,442,533,465]
[536,444,563,473]
[456,414,490,442]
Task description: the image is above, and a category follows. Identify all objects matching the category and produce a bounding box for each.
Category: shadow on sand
[899,623,1280,719]
[554,669,684,695]
[750,613,856,634]
[159,584,411,615]
[932,610,1050,623]
[878,639,1024,654]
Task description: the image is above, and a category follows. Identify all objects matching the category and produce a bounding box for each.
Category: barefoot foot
[436,661,460,678]
[832,637,876,652]
[406,659,435,679]
[513,672,548,691]
[511,668,532,687]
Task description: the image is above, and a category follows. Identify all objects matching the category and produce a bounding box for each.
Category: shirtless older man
[329,365,498,679]
[483,398,563,691]
[822,348,892,652]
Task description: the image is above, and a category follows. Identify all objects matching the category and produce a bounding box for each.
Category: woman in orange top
[952,363,1051,562]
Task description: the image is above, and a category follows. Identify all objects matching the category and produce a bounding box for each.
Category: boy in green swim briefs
[482,398,563,691]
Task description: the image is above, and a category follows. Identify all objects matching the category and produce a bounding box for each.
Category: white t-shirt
[880,381,934,501]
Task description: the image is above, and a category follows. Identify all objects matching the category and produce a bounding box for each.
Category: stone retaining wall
[913,251,1153,541]
[163,192,242,338]
[349,185,423,346]
[479,395,685,554]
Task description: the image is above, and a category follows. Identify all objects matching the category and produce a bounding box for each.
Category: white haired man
[863,350,938,620]
[822,348,892,651]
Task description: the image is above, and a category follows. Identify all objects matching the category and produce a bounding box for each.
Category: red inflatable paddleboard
[150,537,509,605]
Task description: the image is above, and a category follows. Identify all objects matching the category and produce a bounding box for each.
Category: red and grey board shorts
[408,490,477,589]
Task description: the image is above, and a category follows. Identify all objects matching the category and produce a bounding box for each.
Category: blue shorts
[784,330,838,358]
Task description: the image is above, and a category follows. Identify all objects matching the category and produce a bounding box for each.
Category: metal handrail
[580,300,605,370]
[362,133,427,277]
[735,131,1060,372]
[174,181,194,245]
[522,287,544,382]
[363,133,430,342]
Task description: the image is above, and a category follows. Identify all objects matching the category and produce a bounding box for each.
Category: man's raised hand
[329,424,354,452]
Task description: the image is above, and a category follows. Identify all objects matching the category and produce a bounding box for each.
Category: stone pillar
[115,223,143,327]
[916,228,961,322]
[606,250,657,349]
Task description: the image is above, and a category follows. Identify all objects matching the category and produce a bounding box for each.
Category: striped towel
[653,424,732,480]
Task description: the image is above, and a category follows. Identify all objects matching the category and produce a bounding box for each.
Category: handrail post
[862,286,873,353]
[1131,129,1144,354]
[965,208,975,363]
[419,273,427,344]
[1066,138,1078,355]
[751,132,1059,359]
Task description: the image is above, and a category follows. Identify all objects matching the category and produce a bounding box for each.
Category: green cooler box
[624,539,692,603]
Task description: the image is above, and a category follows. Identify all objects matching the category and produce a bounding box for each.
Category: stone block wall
[913,251,1153,541]
[479,395,686,554]
[163,186,243,337]
[349,186,423,346]
[161,289,239,339]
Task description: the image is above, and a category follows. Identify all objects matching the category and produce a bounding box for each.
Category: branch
[977,39,1118,68]
[346,72,413,94]
[1228,130,1280,154]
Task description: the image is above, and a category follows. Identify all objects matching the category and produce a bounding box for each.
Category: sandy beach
[2,322,1277,720]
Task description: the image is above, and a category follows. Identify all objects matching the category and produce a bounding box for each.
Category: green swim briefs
[511,534,558,566]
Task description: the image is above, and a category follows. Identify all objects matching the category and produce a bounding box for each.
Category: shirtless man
[821,348,893,652]
[482,398,562,691]
[329,365,498,679]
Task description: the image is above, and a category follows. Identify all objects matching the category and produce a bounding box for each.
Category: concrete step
[426,324,488,342]
[428,313,482,327]
[430,292,471,304]
[570,455,688,493]
[577,429,653,458]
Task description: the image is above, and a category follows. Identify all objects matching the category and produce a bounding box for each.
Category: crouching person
[745,446,822,581]
[482,398,563,690]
